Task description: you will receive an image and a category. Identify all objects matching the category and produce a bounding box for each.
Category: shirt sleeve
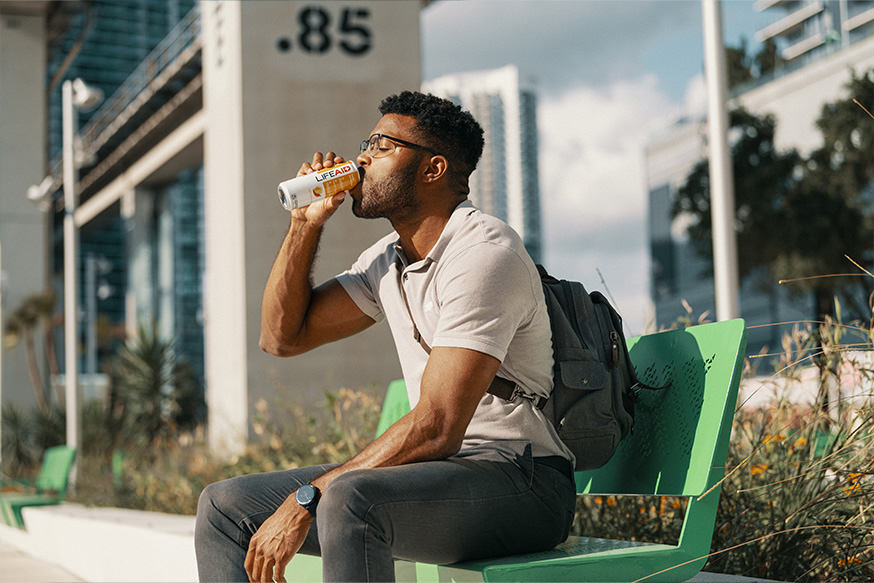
[431,243,538,362]
[335,243,387,323]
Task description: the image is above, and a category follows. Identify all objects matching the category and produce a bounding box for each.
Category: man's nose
[356,151,370,167]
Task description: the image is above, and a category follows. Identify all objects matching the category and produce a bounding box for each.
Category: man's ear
[422,155,448,184]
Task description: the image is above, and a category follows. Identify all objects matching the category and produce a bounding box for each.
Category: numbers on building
[276,6,372,56]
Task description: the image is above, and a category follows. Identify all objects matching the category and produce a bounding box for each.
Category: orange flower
[751,463,769,475]
[843,473,864,495]
[763,434,785,444]
[606,496,617,507]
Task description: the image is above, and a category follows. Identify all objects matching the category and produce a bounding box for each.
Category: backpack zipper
[609,330,620,367]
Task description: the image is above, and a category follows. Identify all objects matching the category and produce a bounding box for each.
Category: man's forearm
[259,218,323,355]
[310,404,458,494]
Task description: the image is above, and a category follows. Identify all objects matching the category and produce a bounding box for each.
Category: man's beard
[352,162,418,220]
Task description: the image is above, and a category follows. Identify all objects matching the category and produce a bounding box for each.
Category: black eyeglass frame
[360,133,443,158]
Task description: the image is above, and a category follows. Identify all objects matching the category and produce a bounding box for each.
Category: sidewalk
[0,539,81,583]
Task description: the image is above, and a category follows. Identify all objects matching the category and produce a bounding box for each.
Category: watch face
[297,484,316,506]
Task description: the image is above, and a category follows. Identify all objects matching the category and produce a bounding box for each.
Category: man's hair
[378,91,484,177]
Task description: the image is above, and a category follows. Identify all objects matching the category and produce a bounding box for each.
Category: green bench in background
[287,319,748,582]
[0,445,76,529]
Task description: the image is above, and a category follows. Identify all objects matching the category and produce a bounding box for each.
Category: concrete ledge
[0,503,196,582]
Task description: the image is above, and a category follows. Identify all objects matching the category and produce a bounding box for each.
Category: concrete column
[0,9,48,411]
[126,189,157,335]
[201,0,420,455]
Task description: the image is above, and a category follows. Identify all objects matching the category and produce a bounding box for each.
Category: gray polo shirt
[336,201,572,462]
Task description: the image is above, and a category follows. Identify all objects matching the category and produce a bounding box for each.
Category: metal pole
[61,80,80,485]
[839,0,850,48]
[702,0,740,321]
[85,254,97,378]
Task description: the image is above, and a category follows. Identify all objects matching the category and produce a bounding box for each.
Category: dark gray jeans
[195,446,575,582]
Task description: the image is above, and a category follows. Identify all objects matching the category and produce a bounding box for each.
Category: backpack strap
[397,265,546,409]
[398,267,432,354]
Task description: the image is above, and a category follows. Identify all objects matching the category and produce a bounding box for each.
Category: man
[195,91,575,583]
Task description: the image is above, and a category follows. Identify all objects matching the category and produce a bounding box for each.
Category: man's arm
[259,152,375,357]
[244,346,501,582]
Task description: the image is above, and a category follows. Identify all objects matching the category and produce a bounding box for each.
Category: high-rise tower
[423,65,543,263]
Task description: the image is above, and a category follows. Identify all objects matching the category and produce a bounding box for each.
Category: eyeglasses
[360,133,442,158]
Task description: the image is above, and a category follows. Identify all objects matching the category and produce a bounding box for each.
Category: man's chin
[351,199,376,219]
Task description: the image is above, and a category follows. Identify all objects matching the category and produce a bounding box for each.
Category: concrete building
[423,65,544,263]
[645,4,874,354]
[0,0,423,455]
[755,0,874,65]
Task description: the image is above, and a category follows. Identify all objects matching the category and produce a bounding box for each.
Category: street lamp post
[58,79,103,487]
[702,0,740,321]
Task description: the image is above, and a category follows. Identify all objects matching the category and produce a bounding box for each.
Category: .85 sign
[276,6,372,56]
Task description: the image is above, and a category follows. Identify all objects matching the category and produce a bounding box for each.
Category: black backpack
[397,263,665,471]
[534,265,662,470]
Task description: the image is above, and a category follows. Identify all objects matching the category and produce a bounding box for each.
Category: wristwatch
[296,484,320,516]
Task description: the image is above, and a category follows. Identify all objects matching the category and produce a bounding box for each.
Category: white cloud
[422,0,700,96]
[684,73,707,118]
[537,75,683,334]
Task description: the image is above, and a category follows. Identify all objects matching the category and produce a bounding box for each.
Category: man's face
[353,114,425,220]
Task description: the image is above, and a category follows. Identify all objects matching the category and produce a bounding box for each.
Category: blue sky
[421,0,773,333]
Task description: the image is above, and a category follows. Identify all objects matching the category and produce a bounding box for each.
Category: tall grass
[707,312,874,581]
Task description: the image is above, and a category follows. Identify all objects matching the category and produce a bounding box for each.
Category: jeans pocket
[515,444,536,491]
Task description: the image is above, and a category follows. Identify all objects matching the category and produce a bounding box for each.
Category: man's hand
[244,496,313,582]
[291,151,349,227]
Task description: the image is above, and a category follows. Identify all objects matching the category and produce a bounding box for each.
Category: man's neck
[391,198,464,264]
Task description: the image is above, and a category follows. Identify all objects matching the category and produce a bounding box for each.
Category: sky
[420,0,773,334]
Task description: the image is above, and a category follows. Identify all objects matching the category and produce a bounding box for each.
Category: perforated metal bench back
[575,319,747,497]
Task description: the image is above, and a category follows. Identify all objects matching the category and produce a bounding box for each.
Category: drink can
[277,161,364,211]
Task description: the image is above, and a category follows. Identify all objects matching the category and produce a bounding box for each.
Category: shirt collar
[392,200,476,269]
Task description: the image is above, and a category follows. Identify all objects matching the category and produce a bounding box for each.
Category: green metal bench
[0,444,76,528]
[286,319,747,582]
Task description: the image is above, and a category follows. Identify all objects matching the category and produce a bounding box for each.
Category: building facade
[0,0,422,455]
[754,0,874,65]
[646,4,874,354]
[423,65,544,263]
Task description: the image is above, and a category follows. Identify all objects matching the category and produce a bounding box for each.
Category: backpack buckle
[512,387,544,408]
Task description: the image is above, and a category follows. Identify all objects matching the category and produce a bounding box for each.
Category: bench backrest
[576,319,746,497]
[34,445,76,497]
[376,319,747,499]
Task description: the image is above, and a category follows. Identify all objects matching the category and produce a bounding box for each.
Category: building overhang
[782,31,825,61]
[844,6,874,32]
[756,0,824,43]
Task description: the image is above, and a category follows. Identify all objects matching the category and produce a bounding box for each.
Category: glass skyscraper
[423,65,544,263]
[45,0,203,384]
